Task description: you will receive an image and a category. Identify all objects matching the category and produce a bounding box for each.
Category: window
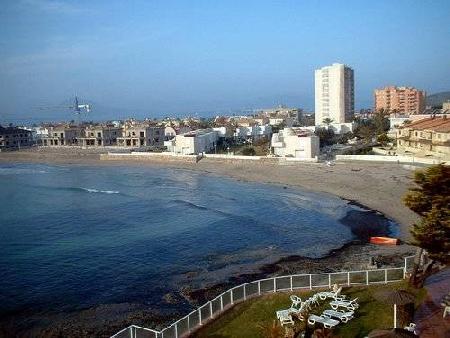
[140,131,145,137]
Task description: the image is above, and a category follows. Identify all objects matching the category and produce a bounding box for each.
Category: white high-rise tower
[314,63,354,125]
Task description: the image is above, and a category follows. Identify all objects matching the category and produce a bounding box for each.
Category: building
[396,116,450,159]
[32,126,49,146]
[117,124,164,147]
[234,124,272,141]
[212,126,234,138]
[443,101,450,110]
[170,129,218,155]
[164,126,177,140]
[0,125,33,151]
[43,125,83,146]
[374,86,426,114]
[271,127,320,159]
[315,63,354,125]
[78,125,122,147]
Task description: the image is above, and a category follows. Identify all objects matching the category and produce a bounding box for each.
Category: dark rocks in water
[340,209,391,242]
[162,293,179,304]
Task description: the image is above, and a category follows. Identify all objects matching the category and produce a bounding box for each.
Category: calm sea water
[0,163,394,320]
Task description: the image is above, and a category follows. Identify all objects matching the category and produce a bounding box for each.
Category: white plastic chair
[330,297,359,310]
[290,295,302,308]
[404,322,417,333]
[318,286,344,300]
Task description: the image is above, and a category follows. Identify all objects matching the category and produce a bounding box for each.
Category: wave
[0,168,48,175]
[171,199,232,217]
[81,188,120,194]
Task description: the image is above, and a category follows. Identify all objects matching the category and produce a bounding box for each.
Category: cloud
[20,0,86,15]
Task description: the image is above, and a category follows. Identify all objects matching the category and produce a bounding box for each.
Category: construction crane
[71,96,91,114]
[35,95,92,124]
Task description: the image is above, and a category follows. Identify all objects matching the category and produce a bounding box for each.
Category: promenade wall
[335,154,446,165]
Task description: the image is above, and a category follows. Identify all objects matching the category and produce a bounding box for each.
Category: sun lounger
[307,314,340,328]
[330,297,359,310]
[276,309,295,326]
[318,286,344,300]
[322,309,354,323]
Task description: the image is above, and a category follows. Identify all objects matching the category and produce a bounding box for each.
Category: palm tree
[322,118,334,126]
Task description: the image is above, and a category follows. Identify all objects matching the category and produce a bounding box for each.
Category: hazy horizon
[1,0,449,124]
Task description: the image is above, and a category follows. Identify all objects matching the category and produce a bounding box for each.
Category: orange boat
[370,237,399,245]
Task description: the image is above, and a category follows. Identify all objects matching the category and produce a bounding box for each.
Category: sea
[0,162,397,335]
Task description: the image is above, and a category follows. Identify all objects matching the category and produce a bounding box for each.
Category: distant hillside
[427,91,450,107]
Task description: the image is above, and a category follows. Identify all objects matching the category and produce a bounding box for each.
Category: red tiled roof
[404,117,450,133]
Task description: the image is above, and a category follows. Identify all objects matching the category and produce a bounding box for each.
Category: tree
[322,118,334,126]
[373,109,390,135]
[241,147,256,156]
[377,133,391,147]
[315,127,335,147]
[403,164,450,287]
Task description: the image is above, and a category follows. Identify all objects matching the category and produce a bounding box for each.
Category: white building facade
[315,63,354,125]
[172,129,219,155]
[271,128,320,159]
[234,124,272,140]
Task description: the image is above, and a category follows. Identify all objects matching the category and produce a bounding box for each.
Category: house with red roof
[397,116,450,159]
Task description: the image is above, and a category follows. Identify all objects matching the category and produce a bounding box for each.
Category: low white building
[234,124,272,140]
[271,127,320,159]
[317,122,354,135]
[172,129,219,155]
[213,126,233,138]
[164,126,177,140]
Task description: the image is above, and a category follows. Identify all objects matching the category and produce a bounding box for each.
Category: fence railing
[111,255,417,338]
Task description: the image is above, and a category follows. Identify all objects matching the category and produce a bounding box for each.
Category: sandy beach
[0,148,419,239]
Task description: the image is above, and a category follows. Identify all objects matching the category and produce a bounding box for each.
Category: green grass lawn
[193,281,426,338]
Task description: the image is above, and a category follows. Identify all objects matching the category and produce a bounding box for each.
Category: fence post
[174,322,178,338]
[258,281,261,295]
[231,289,234,304]
[366,270,369,285]
[309,274,312,289]
[209,301,213,318]
[328,274,331,288]
[199,308,202,325]
[220,295,224,311]
[385,269,388,283]
[188,315,190,333]
[347,272,350,286]
[403,257,407,279]
[290,276,293,291]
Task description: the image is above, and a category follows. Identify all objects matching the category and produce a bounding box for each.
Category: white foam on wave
[82,188,120,194]
[0,168,48,175]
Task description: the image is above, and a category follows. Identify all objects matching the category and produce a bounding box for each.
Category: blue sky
[1,0,449,122]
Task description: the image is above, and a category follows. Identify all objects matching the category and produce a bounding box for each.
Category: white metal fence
[111,255,416,338]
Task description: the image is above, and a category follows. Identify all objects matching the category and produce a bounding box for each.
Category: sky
[1,0,449,123]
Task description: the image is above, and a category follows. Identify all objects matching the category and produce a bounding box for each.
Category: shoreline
[0,148,421,337]
[0,148,419,239]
